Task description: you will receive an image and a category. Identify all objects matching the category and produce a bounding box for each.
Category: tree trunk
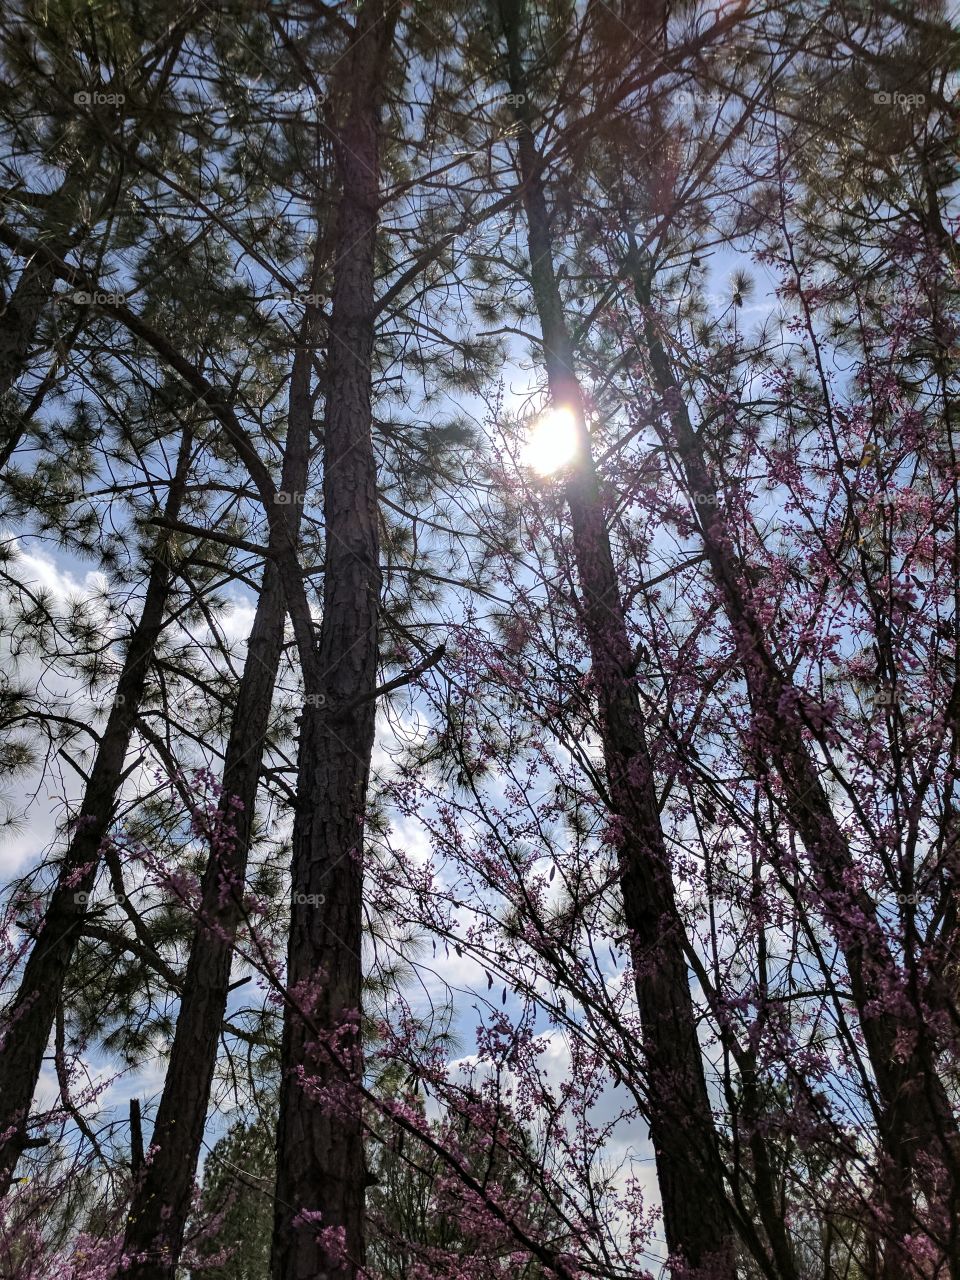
[0,429,192,1197]
[117,332,317,1277]
[0,254,58,401]
[0,171,101,470]
[496,2,736,1271]
[270,7,396,1279]
[627,251,959,1239]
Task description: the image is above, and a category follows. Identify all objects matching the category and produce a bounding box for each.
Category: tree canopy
[0,1,957,1278]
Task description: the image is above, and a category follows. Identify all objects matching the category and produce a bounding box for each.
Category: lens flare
[521,406,579,476]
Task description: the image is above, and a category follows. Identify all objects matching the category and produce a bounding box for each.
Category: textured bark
[497,2,735,1271]
[628,254,959,1229]
[270,7,396,1279]
[0,248,65,473]
[117,341,316,1278]
[0,431,192,1197]
[0,173,95,470]
[0,254,58,399]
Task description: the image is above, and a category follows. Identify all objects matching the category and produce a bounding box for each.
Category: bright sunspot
[520,405,580,475]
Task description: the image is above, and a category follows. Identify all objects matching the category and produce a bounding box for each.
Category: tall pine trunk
[117,328,317,1277]
[270,6,396,1278]
[0,253,58,405]
[496,2,735,1271]
[0,429,192,1196]
[0,171,106,470]
[627,252,959,1257]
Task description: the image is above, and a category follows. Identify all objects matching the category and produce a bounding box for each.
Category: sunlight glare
[521,406,580,476]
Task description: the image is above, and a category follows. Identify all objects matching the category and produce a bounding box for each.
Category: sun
[520,405,580,476]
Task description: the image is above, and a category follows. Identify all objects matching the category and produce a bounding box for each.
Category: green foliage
[188,1114,275,1280]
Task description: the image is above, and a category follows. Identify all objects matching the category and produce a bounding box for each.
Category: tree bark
[270,6,396,1278]
[496,2,736,1272]
[0,171,105,471]
[626,251,959,1241]
[0,429,192,1197]
[0,253,58,400]
[117,326,317,1277]
[0,178,78,399]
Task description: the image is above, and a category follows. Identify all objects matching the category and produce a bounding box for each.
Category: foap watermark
[276,291,325,306]
[292,892,326,907]
[877,487,927,512]
[871,687,900,709]
[257,291,326,318]
[74,90,125,106]
[676,90,725,111]
[43,484,76,503]
[468,87,526,109]
[53,690,215,717]
[71,290,128,306]
[73,891,128,907]
[273,491,306,505]
[44,692,125,718]
[872,90,925,112]
[268,87,326,115]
